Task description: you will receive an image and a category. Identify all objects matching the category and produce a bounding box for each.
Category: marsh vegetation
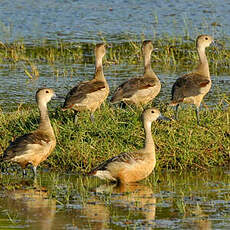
[0,98,229,173]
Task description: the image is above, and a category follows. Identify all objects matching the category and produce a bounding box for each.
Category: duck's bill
[157,115,171,121]
[105,44,112,48]
[211,40,223,49]
[53,94,65,100]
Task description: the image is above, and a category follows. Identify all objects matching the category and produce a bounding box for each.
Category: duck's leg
[74,111,78,124]
[32,166,37,177]
[120,102,126,109]
[32,166,37,178]
[175,104,180,120]
[90,113,95,123]
[22,168,27,177]
[195,106,200,125]
[33,176,38,186]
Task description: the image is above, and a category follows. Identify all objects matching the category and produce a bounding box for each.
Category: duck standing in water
[88,108,170,184]
[0,88,56,177]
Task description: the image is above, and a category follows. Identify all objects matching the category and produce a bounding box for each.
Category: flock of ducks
[0,34,214,184]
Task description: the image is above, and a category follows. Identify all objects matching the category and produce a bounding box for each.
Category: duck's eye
[151,110,155,114]
[205,37,208,40]
[46,90,49,94]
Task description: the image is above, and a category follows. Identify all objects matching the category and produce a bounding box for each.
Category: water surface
[0,169,229,229]
[0,0,229,43]
[0,62,229,109]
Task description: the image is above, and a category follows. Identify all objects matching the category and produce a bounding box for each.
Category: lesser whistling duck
[111,40,161,107]
[62,43,109,122]
[0,88,56,177]
[88,108,170,184]
[170,35,214,124]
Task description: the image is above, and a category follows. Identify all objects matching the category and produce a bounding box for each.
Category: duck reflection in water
[0,179,56,230]
[80,183,156,229]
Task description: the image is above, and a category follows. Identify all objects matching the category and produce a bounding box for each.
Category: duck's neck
[38,102,54,137]
[144,50,157,79]
[196,46,210,78]
[143,121,155,153]
[95,57,106,81]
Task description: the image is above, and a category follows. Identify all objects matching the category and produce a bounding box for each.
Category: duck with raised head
[111,40,161,107]
[170,35,214,124]
[62,43,109,122]
[0,88,56,177]
[88,108,170,184]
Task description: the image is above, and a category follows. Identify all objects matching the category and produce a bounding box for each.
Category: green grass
[0,97,229,173]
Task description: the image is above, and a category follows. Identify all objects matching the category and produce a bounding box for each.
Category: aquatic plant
[0,35,229,77]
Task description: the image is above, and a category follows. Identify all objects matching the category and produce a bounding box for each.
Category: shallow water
[0,62,229,109]
[0,0,229,43]
[0,169,229,229]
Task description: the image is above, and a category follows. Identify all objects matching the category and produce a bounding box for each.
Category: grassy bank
[0,98,229,174]
[0,35,230,77]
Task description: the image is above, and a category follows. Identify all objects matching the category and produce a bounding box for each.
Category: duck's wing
[1,132,52,161]
[88,151,143,175]
[63,80,106,109]
[111,77,157,103]
[171,73,210,102]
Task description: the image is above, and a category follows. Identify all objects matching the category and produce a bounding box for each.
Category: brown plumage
[62,43,109,122]
[111,40,161,107]
[170,35,214,124]
[88,108,170,184]
[1,88,56,177]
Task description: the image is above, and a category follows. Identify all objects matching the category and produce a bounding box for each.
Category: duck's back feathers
[171,72,210,103]
[2,131,54,162]
[111,77,158,103]
[63,80,107,109]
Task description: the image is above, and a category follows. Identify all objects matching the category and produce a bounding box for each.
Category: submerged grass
[0,35,230,76]
[0,98,229,174]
